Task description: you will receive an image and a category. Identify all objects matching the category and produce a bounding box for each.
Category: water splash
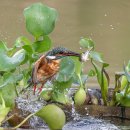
[16,89,120,130]
[16,96,47,128]
[71,101,81,121]
[63,116,119,130]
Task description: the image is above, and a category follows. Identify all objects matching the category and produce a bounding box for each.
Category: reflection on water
[0,0,130,85]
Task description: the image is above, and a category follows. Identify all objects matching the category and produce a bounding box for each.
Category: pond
[0,0,130,86]
[6,92,130,130]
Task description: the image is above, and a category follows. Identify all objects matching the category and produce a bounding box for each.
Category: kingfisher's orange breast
[35,57,60,83]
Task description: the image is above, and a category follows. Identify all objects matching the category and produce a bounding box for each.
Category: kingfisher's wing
[32,55,46,84]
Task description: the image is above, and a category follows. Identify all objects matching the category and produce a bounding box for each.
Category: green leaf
[56,57,75,82]
[52,91,71,104]
[92,61,109,105]
[0,93,10,125]
[0,84,17,108]
[32,36,52,53]
[73,74,88,85]
[72,57,82,75]
[53,79,73,91]
[116,92,130,107]
[126,60,130,72]
[40,90,52,101]
[0,48,25,71]
[121,75,128,90]
[79,37,94,49]
[90,51,104,63]
[0,41,8,52]
[121,95,130,107]
[22,45,33,55]
[116,92,123,103]
[15,36,32,48]
[0,72,23,88]
[124,61,130,82]
[88,69,96,77]
[24,3,58,38]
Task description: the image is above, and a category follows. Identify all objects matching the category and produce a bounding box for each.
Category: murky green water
[0,0,130,85]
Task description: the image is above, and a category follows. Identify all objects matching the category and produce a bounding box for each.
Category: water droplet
[90,33,93,36]
[99,24,103,26]
[104,14,107,16]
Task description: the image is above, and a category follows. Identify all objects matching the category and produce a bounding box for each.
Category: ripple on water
[63,116,119,130]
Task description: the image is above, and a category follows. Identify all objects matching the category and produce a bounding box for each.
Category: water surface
[0,0,130,86]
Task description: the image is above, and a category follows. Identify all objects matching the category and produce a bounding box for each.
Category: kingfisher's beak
[46,52,81,60]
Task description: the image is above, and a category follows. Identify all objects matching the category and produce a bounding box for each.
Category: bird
[30,47,81,94]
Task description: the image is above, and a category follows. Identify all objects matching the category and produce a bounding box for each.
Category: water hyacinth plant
[111,61,130,107]
[0,2,129,129]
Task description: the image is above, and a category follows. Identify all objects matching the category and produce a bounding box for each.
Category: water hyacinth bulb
[74,87,86,105]
[36,104,66,130]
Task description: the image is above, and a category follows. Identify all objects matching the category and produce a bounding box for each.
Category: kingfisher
[30,47,91,94]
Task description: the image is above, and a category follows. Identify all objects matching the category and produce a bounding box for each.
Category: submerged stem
[12,112,36,129]
[2,114,15,124]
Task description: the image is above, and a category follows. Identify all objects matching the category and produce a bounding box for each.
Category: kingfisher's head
[45,47,81,60]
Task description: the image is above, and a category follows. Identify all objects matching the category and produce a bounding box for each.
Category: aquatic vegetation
[0,94,10,126]
[113,61,130,107]
[0,2,61,129]
[36,104,66,130]
[74,87,86,105]
[0,2,129,129]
